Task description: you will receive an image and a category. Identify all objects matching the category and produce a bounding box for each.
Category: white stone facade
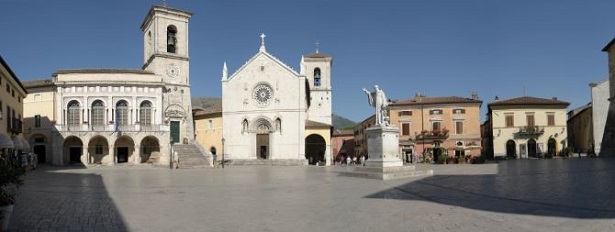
[591,78,609,154]
[222,40,333,164]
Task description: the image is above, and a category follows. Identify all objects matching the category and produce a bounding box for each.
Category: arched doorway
[141,136,160,163]
[115,136,135,163]
[547,138,556,157]
[63,136,83,164]
[30,134,47,163]
[88,136,109,164]
[527,139,537,158]
[254,118,272,160]
[506,140,516,159]
[305,134,326,165]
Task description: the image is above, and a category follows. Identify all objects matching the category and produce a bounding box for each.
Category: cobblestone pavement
[8,158,615,231]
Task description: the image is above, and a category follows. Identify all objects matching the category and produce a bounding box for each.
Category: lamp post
[221,138,225,168]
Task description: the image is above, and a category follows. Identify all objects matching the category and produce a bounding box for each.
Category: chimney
[471,92,478,100]
[552,97,558,101]
[494,96,499,101]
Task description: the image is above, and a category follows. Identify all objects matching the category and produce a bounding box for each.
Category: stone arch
[527,139,537,158]
[141,136,160,163]
[63,136,84,164]
[114,136,135,163]
[252,117,273,134]
[88,136,110,164]
[305,134,326,165]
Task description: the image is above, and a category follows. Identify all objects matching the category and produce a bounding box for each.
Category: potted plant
[0,162,24,230]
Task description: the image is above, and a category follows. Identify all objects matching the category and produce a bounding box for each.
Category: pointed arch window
[91,100,105,127]
[167,25,177,53]
[116,100,129,126]
[67,100,80,126]
[140,101,152,125]
[313,68,321,87]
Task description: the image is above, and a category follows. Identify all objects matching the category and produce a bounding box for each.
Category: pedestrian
[346,156,351,166]
[360,155,365,166]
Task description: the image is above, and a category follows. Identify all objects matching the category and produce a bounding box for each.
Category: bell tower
[301,50,333,125]
[141,5,194,143]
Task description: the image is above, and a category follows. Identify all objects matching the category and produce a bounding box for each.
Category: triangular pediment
[227,50,301,81]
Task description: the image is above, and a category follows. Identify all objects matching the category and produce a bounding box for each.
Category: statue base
[340,125,433,180]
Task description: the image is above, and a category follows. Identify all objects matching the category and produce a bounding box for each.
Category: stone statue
[362,85,389,126]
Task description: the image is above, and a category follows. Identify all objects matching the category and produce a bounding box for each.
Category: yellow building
[484,96,569,159]
[0,55,28,161]
[22,79,55,164]
[388,93,483,161]
[352,114,375,159]
[193,106,223,157]
[567,103,593,155]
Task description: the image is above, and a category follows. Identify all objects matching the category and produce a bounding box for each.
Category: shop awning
[0,134,14,149]
[12,137,23,150]
[20,137,31,152]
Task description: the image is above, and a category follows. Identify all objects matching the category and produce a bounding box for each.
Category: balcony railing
[415,129,449,142]
[517,126,544,136]
[57,123,168,132]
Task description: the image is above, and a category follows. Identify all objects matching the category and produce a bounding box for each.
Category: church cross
[315,41,320,53]
[260,33,266,46]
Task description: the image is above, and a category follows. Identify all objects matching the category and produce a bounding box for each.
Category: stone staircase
[173,144,212,169]
[232,159,308,166]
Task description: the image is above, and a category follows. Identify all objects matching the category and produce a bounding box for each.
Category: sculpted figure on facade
[363,85,389,126]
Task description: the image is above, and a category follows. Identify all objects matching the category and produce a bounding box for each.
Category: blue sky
[1,0,614,122]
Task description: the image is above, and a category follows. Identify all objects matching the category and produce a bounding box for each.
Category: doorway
[34,145,46,163]
[506,140,516,159]
[170,121,180,144]
[547,138,556,157]
[528,139,537,158]
[117,147,129,163]
[69,147,81,163]
[256,134,269,159]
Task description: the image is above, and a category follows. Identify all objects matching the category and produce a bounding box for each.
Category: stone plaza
[7,158,615,232]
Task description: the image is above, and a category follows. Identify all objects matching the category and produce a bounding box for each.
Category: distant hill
[191,97,221,109]
[191,97,357,129]
[333,114,357,129]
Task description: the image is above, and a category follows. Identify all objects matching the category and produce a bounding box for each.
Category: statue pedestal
[364,126,403,167]
[340,125,433,180]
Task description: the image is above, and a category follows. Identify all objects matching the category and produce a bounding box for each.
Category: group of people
[337,155,366,166]
[0,151,37,171]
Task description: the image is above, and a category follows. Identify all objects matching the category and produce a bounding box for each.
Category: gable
[227,51,300,82]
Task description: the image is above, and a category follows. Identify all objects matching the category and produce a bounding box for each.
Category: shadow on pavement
[9,165,128,231]
[365,158,615,219]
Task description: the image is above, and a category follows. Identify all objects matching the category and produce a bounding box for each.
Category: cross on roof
[315,41,320,53]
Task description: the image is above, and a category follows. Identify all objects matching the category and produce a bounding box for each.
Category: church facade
[22,5,195,166]
[221,37,333,165]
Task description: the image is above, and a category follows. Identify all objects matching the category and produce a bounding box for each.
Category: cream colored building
[0,55,28,160]
[485,96,569,159]
[221,36,333,165]
[590,78,609,155]
[21,5,200,166]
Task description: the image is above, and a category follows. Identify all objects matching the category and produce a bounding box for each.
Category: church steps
[173,144,212,169]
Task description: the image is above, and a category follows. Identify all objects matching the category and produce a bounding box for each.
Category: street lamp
[221,138,225,169]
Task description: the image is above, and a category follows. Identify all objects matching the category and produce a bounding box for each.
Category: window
[453,109,466,114]
[67,100,80,126]
[401,122,410,136]
[91,100,105,126]
[11,89,14,98]
[547,114,555,126]
[116,100,129,125]
[526,114,535,127]
[6,106,10,131]
[95,144,103,155]
[455,121,464,134]
[313,68,321,87]
[35,115,41,128]
[429,109,443,115]
[0,101,2,120]
[399,111,412,116]
[167,25,177,53]
[139,101,152,125]
[505,115,514,127]
[5,84,9,93]
[432,121,442,131]
[208,120,213,129]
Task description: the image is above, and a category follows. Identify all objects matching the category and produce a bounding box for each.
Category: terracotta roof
[304,53,332,58]
[53,69,154,76]
[306,120,332,128]
[488,96,569,107]
[391,96,482,106]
